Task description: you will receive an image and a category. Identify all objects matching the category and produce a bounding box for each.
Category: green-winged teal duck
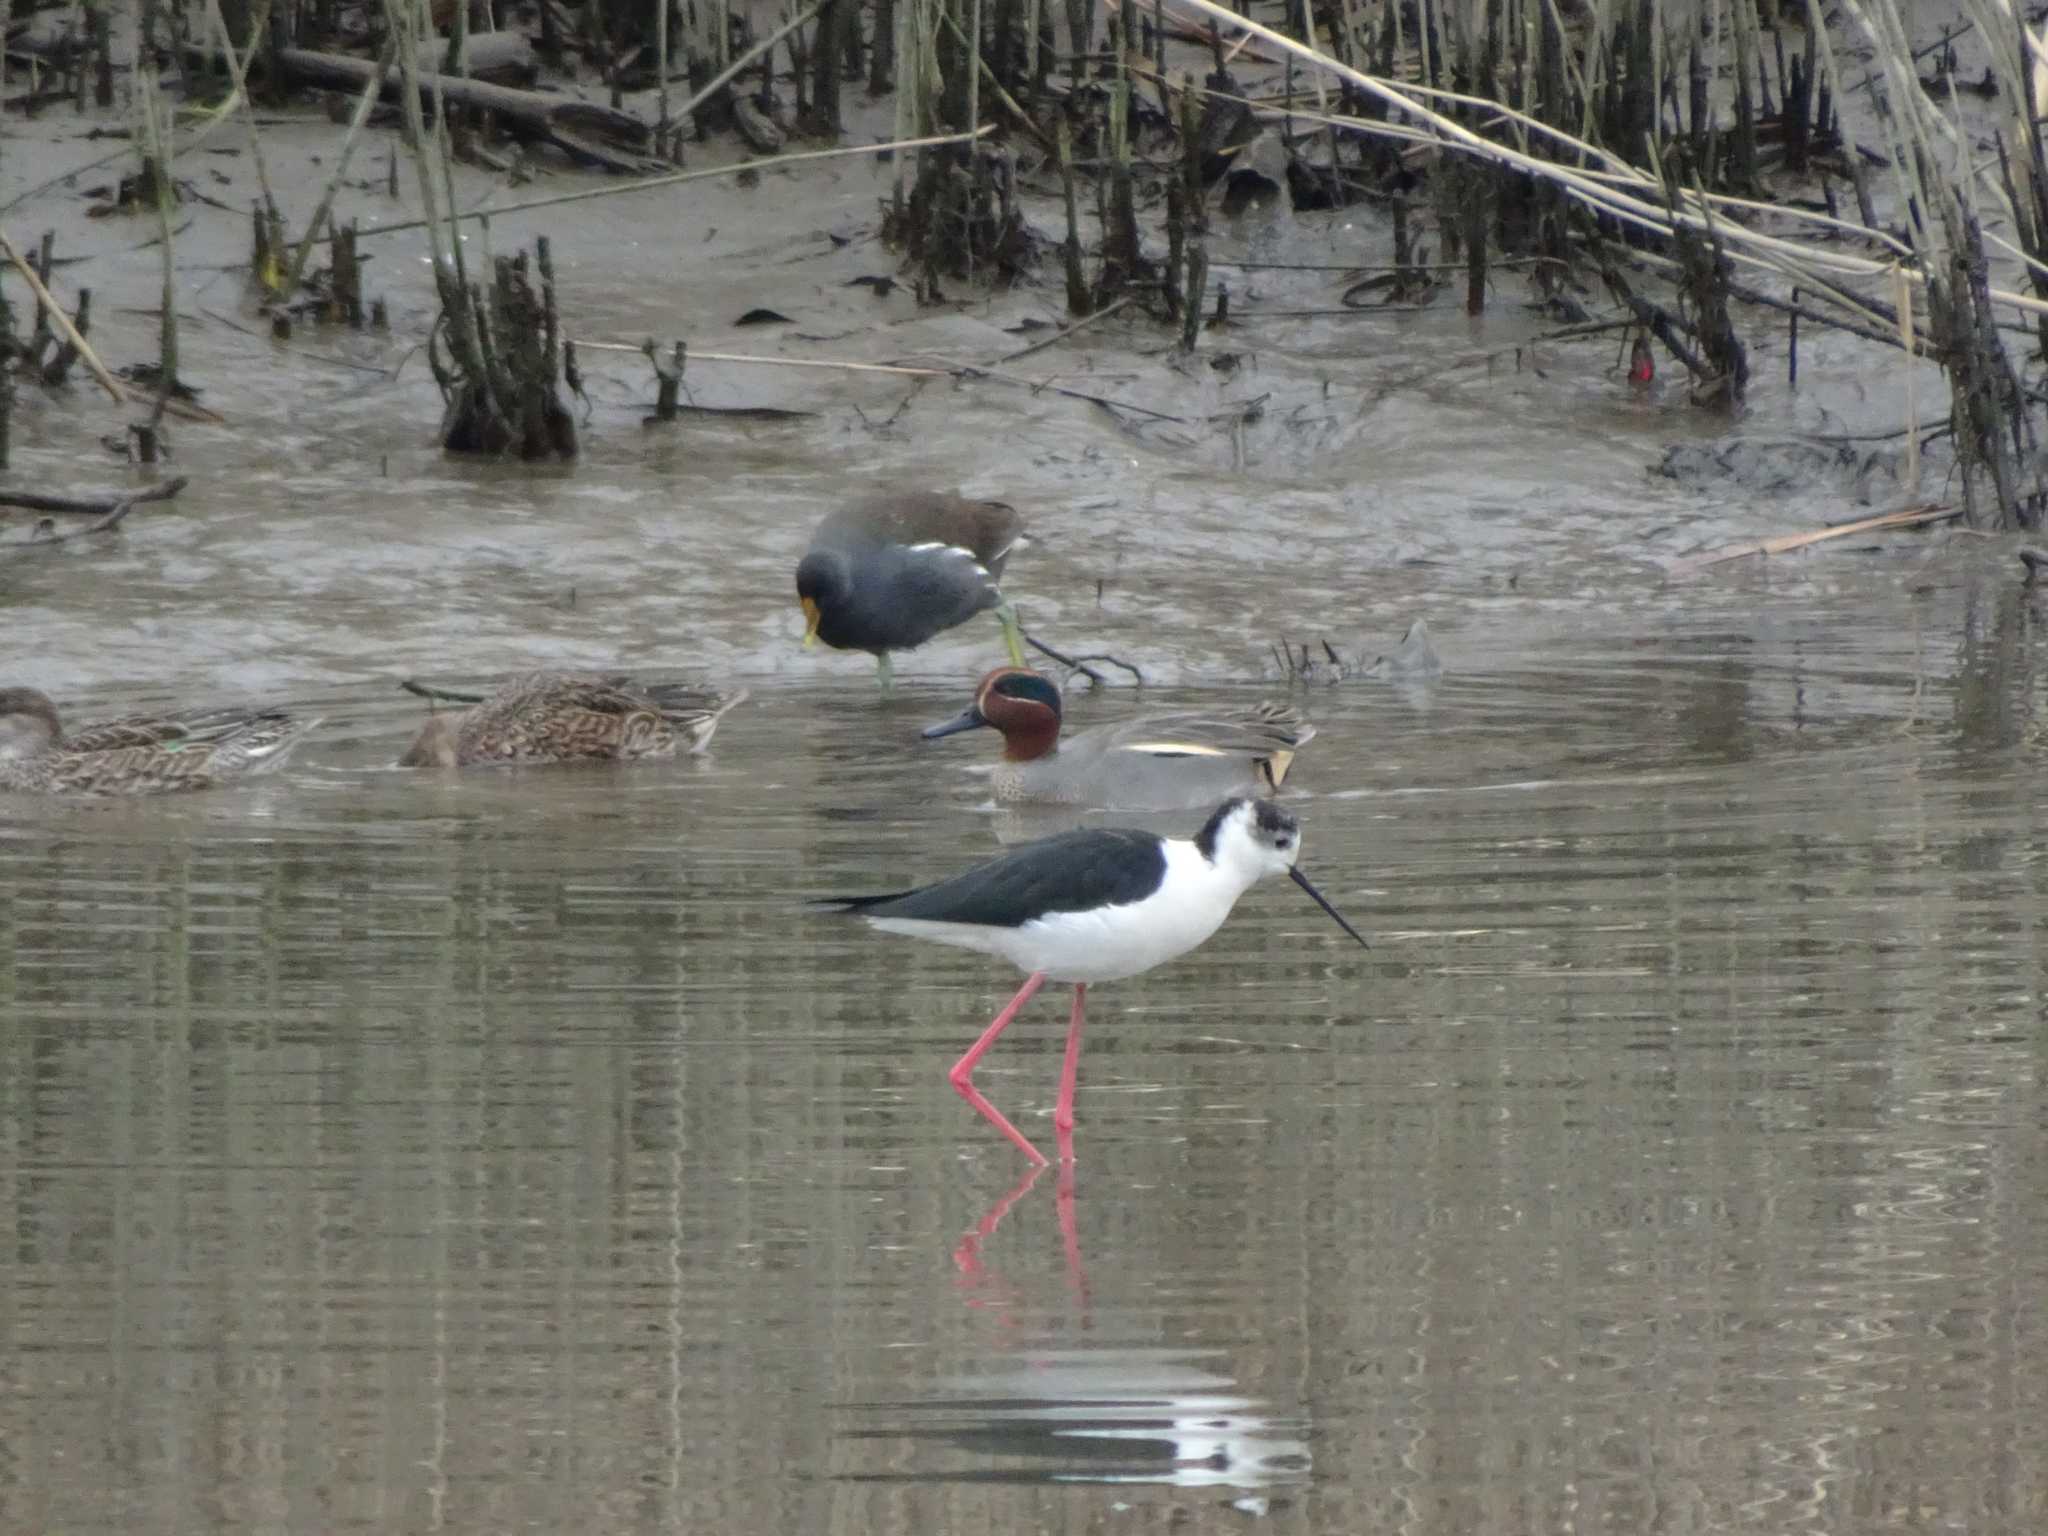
[0,686,319,796]
[923,667,1315,811]
[397,671,746,767]
[795,491,1028,691]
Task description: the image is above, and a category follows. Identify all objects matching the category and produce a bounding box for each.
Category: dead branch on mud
[0,232,222,424]
[400,679,489,704]
[180,42,662,172]
[1668,504,1962,576]
[0,476,191,516]
[569,336,1189,423]
[0,476,190,555]
[355,127,995,241]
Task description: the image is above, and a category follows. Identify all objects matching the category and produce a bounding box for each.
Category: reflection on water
[850,1348,1310,1491]
[895,1165,1310,1495]
[5,597,2048,1532]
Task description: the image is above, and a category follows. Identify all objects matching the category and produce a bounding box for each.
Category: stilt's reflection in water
[851,1162,1314,1491]
[951,1157,1087,1309]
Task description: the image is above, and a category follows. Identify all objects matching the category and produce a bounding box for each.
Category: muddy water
[5,87,2047,1532]
[5,592,2048,1533]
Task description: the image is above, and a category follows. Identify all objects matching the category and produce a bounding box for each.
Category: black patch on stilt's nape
[1195,797,1252,861]
[813,826,1169,929]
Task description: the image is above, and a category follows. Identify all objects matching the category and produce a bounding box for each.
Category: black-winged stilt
[816,796,1368,1163]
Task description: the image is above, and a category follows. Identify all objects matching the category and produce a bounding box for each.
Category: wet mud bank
[0,0,2044,712]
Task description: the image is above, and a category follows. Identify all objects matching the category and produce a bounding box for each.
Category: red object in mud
[1629,335,1655,386]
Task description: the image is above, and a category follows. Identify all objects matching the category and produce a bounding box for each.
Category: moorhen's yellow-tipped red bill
[794,491,1028,690]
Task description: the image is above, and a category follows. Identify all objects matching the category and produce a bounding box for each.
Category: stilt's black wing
[812,827,1168,928]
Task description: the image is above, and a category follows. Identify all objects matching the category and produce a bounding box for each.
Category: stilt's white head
[1195,796,1302,882]
[1194,797,1370,949]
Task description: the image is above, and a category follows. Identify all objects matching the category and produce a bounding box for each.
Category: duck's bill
[801,597,822,649]
[921,708,991,741]
[1290,866,1371,949]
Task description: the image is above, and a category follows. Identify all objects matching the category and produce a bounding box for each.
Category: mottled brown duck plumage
[0,686,320,796]
[397,672,746,768]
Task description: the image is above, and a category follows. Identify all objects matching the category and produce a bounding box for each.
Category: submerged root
[433,237,576,459]
[882,145,1039,299]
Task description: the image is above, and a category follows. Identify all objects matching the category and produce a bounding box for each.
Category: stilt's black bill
[922,708,991,741]
[1290,867,1371,949]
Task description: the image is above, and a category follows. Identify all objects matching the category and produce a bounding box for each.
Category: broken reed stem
[656,0,670,129]
[1670,504,1961,575]
[138,59,179,414]
[1896,266,1920,496]
[1057,114,1090,315]
[355,126,994,239]
[382,0,454,275]
[933,0,1056,153]
[1176,80,1207,350]
[997,293,1134,362]
[1101,72,1141,292]
[0,284,11,471]
[285,30,400,295]
[665,0,825,130]
[572,340,951,376]
[383,0,500,443]
[966,0,981,136]
[202,0,284,282]
[0,230,220,422]
[894,0,937,195]
[567,340,1188,420]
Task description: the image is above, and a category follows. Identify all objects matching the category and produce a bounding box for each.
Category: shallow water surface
[6,70,2047,1528]
[5,601,2047,1533]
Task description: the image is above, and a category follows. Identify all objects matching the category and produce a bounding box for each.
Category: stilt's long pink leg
[948,972,1049,1164]
[1056,1157,1089,1308]
[952,1161,1046,1290]
[1053,983,1087,1155]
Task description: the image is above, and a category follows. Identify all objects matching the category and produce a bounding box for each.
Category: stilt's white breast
[867,839,1249,983]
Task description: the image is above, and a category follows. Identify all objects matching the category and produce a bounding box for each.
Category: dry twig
[1668,504,1961,575]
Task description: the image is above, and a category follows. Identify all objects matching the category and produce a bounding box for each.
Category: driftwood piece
[0,476,189,554]
[0,475,191,515]
[186,44,657,172]
[413,32,538,87]
[1667,503,1959,576]
[1021,632,1143,688]
[732,96,786,153]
